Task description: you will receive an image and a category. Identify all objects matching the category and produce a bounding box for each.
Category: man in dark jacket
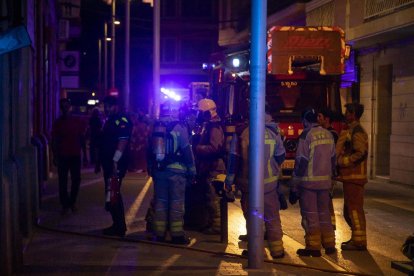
[97,96,132,237]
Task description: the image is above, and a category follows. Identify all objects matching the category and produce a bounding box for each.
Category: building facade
[0,0,65,274]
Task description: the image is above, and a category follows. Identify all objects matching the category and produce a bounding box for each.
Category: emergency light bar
[160,87,182,101]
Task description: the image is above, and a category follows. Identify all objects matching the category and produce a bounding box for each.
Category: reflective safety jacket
[292,123,336,190]
[336,121,368,185]
[151,119,196,175]
[194,116,226,177]
[237,123,286,192]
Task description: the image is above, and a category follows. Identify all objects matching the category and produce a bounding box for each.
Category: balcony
[364,0,414,20]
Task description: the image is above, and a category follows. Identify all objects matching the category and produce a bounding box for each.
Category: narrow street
[20,167,413,275]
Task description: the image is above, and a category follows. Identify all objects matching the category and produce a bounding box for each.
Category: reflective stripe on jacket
[166,122,196,174]
[293,124,335,190]
[336,121,368,184]
[238,125,285,192]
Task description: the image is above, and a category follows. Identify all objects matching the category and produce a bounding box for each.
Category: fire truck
[208,26,349,177]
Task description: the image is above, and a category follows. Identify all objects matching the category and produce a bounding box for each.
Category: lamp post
[98,39,102,98]
[104,22,109,94]
[124,0,130,111]
[111,0,116,89]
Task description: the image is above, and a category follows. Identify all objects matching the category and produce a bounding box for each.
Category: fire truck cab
[209,26,349,178]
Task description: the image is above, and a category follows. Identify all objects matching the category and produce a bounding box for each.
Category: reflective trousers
[343,181,367,246]
[299,188,335,250]
[153,171,186,237]
[240,184,284,255]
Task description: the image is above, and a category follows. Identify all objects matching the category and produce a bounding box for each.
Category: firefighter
[148,104,196,244]
[97,96,132,237]
[289,108,337,257]
[229,109,286,258]
[336,103,369,251]
[317,107,339,230]
[193,98,226,235]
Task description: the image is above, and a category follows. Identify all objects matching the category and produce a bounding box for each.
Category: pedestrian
[193,99,226,234]
[88,107,103,165]
[148,104,196,244]
[129,110,149,173]
[97,96,132,237]
[51,98,87,215]
[317,107,339,230]
[227,108,286,258]
[289,107,337,257]
[336,102,369,251]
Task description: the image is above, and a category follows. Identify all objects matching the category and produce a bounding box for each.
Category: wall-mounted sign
[268,26,345,75]
[0,25,32,55]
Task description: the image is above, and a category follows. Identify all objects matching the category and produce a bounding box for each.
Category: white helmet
[198,98,217,118]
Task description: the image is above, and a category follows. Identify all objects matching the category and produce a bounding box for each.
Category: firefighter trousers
[299,188,335,250]
[343,181,367,246]
[153,170,186,238]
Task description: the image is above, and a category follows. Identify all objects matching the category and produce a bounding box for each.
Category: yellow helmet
[198,98,217,118]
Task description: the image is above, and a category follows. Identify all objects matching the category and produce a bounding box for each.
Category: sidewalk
[20,167,411,275]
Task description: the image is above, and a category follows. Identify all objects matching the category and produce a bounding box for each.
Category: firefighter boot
[296,248,322,257]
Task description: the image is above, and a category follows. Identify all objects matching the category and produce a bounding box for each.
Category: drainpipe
[370,55,376,179]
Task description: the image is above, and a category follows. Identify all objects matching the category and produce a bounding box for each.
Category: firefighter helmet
[198,98,217,118]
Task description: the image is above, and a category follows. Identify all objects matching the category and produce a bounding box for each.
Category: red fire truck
[209,26,349,177]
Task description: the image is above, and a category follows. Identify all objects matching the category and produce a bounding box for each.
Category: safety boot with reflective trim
[171,235,191,245]
[296,248,322,257]
[341,241,367,251]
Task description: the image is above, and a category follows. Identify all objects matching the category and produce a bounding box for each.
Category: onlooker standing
[289,108,337,257]
[51,98,87,214]
[336,103,369,251]
[97,96,132,237]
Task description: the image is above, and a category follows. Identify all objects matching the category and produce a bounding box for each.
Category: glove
[278,192,288,210]
[289,190,298,205]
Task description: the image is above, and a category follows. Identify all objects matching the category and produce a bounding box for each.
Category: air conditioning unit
[60,51,80,72]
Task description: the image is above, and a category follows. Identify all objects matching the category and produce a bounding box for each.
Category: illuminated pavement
[20,168,413,275]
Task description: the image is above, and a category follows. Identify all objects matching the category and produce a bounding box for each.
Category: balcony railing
[364,0,414,20]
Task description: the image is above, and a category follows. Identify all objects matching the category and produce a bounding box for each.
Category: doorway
[375,64,392,177]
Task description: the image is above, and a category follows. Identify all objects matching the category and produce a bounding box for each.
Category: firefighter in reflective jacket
[194,99,226,235]
[225,110,286,258]
[289,108,337,257]
[98,96,132,237]
[149,105,196,244]
[336,103,368,251]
